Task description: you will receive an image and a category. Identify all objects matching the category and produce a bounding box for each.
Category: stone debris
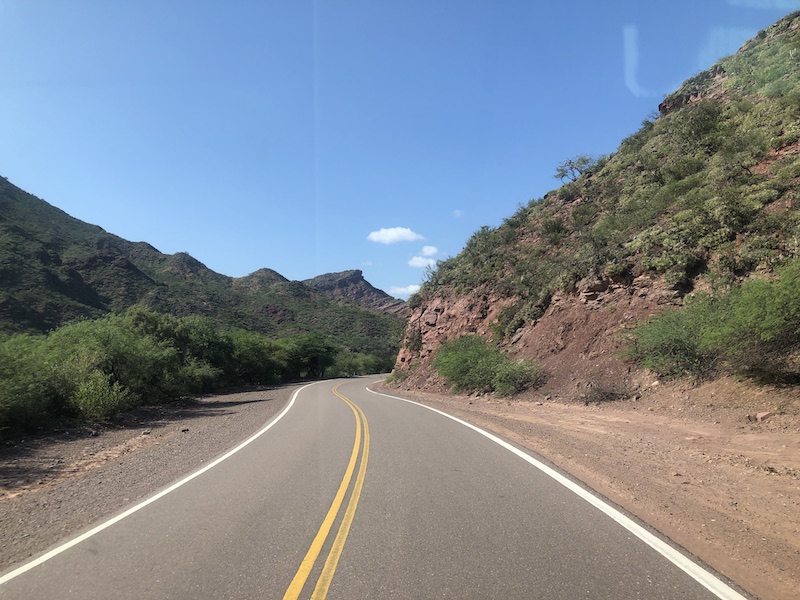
[747,412,774,423]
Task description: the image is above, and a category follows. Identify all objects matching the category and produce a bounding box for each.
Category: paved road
[0,378,750,599]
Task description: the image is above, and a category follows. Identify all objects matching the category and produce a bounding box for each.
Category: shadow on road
[0,385,296,494]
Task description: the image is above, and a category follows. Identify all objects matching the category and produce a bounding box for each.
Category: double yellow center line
[282,385,370,599]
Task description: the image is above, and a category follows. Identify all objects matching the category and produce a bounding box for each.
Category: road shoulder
[0,386,295,573]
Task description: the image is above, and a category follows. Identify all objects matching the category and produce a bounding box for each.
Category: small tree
[554,155,599,182]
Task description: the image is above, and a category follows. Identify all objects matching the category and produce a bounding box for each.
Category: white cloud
[409,256,436,268]
[367,227,424,244]
[389,284,421,298]
[421,245,438,256]
[452,209,464,218]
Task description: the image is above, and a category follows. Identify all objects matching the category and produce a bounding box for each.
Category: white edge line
[366,386,749,600]
[0,383,314,586]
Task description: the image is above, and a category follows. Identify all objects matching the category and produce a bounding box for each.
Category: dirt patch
[381,377,800,600]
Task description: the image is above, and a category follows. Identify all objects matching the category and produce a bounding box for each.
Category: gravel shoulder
[0,384,297,574]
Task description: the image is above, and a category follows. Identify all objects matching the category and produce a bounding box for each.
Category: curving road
[0,378,750,599]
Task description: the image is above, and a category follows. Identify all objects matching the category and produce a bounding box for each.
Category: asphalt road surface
[0,378,750,599]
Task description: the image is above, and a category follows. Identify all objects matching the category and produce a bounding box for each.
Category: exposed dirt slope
[396,273,679,398]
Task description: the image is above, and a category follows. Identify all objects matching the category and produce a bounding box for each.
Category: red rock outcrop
[393,275,682,399]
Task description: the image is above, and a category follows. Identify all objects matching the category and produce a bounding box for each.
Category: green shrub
[433,336,500,393]
[69,369,132,421]
[385,368,408,384]
[45,314,182,403]
[627,258,800,381]
[492,359,542,396]
[701,259,800,379]
[492,302,526,340]
[624,299,717,378]
[540,217,568,244]
[227,329,283,385]
[327,351,388,378]
[433,335,542,395]
[0,334,52,431]
[433,335,502,392]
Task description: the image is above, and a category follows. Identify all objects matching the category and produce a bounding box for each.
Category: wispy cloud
[452,209,464,218]
[409,256,436,268]
[389,284,421,298]
[367,227,424,244]
[421,245,438,256]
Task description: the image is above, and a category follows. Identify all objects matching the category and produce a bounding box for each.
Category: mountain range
[0,176,404,359]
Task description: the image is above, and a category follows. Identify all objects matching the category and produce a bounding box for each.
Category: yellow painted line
[282,384,369,600]
[310,390,370,599]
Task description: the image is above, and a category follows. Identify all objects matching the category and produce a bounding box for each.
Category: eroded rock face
[393,275,681,398]
[395,288,515,377]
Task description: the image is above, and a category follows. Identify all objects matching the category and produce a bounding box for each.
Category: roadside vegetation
[432,335,543,396]
[625,257,800,382]
[0,307,392,435]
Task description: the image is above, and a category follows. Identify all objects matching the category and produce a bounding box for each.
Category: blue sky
[1,1,798,298]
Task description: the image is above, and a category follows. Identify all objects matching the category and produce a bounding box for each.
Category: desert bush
[492,359,543,396]
[701,259,800,380]
[46,314,183,403]
[624,298,718,378]
[385,368,409,385]
[226,329,283,386]
[433,335,542,395]
[69,369,132,421]
[0,334,52,431]
[627,258,800,381]
[571,201,599,228]
[0,307,355,432]
[434,335,501,393]
[327,351,388,378]
[540,217,568,244]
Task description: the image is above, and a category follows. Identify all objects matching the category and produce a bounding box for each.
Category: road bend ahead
[0,378,750,599]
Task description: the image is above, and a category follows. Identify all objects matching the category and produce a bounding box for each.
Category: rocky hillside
[0,177,403,359]
[394,12,800,396]
[303,270,409,318]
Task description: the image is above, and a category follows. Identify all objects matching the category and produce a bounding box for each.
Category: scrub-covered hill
[393,11,800,397]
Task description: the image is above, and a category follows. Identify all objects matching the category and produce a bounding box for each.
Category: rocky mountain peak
[303,270,409,318]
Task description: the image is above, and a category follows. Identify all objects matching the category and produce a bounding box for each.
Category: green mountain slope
[0,177,403,360]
